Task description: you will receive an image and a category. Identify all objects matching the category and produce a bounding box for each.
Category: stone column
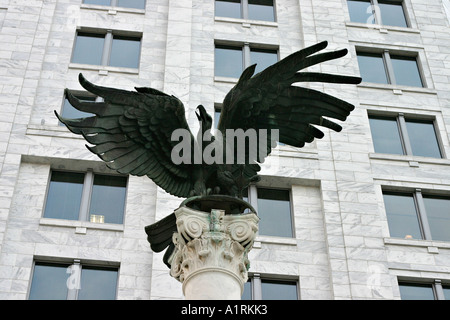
[167,206,259,300]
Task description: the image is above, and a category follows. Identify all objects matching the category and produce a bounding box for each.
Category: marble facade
[0,0,449,300]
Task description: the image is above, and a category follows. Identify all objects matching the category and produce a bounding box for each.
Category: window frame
[382,189,450,242]
[243,274,299,300]
[356,48,426,88]
[214,42,279,79]
[215,0,277,22]
[245,185,295,238]
[28,259,119,300]
[346,0,410,28]
[368,112,445,159]
[42,169,128,225]
[398,279,449,300]
[71,29,142,70]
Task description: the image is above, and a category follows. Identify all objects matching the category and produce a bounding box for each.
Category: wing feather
[56,73,195,198]
[218,41,361,181]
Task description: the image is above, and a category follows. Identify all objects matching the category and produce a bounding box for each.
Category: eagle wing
[56,73,195,198]
[218,41,362,178]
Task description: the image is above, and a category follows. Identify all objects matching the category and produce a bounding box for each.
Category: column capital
[168,206,259,299]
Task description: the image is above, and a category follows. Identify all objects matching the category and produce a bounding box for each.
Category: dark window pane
[399,283,435,300]
[44,171,84,221]
[347,0,374,24]
[72,33,105,65]
[357,52,388,84]
[241,280,252,300]
[215,45,243,78]
[422,196,450,242]
[443,286,450,300]
[83,0,111,5]
[378,1,408,27]
[214,108,221,129]
[89,175,127,224]
[60,94,96,125]
[29,263,70,300]
[215,0,241,19]
[261,280,298,300]
[383,193,422,239]
[250,48,278,74]
[117,0,146,9]
[248,0,275,22]
[369,116,404,155]
[257,188,292,237]
[109,36,141,69]
[78,266,118,300]
[405,119,442,158]
[390,55,423,87]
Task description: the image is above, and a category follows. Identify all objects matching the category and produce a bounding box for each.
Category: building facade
[0,0,449,300]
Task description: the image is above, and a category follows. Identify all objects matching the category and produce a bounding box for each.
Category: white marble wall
[0,0,449,300]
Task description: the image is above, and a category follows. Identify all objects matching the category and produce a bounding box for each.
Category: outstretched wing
[56,73,195,198]
[218,41,361,176]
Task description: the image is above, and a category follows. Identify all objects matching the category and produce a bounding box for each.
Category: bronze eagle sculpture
[56,41,361,201]
[57,41,361,264]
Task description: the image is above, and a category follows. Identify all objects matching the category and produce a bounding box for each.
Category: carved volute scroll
[168,206,259,299]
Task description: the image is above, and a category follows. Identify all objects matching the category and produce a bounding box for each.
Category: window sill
[80,4,145,15]
[345,21,420,34]
[369,153,450,167]
[357,82,437,95]
[276,145,318,160]
[27,124,85,139]
[214,76,238,84]
[384,237,450,253]
[69,63,139,75]
[40,218,124,233]
[215,16,278,28]
[254,235,297,248]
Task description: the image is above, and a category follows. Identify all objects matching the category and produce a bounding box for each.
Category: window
[82,0,146,10]
[383,190,450,242]
[215,45,243,78]
[422,196,450,242]
[29,261,118,300]
[357,50,423,87]
[399,280,449,300]
[215,43,278,78]
[72,30,141,69]
[444,285,450,300]
[72,32,105,66]
[214,106,222,129]
[59,92,96,126]
[257,188,293,237]
[250,48,279,74]
[369,114,443,158]
[242,275,299,300]
[390,55,423,87]
[347,0,408,28]
[399,282,435,300]
[44,170,127,224]
[244,186,293,238]
[383,192,422,239]
[215,0,275,22]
